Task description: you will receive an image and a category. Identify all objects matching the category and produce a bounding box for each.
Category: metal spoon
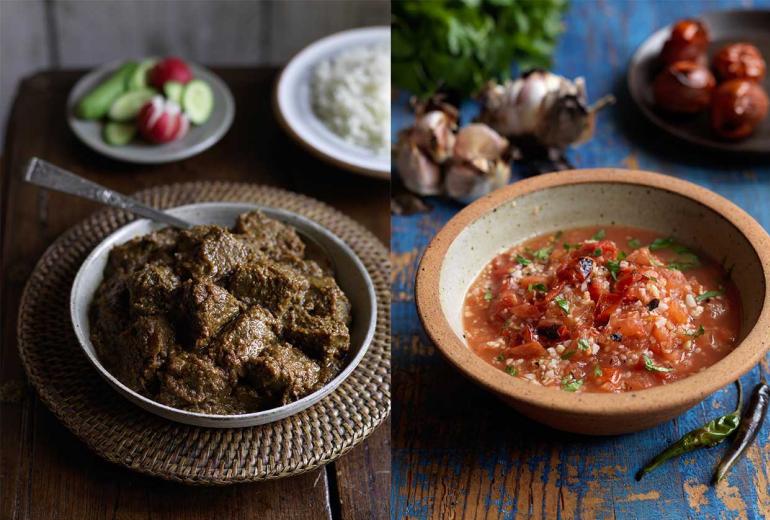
[24,157,194,229]
[24,157,336,273]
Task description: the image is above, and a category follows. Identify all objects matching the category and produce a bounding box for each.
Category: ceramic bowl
[70,202,377,428]
[273,26,390,179]
[416,169,770,435]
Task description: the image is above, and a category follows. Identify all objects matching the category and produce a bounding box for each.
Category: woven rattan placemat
[17,182,390,484]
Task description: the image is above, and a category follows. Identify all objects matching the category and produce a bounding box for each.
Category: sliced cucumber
[103,121,136,146]
[182,79,214,125]
[76,61,137,120]
[108,88,157,122]
[128,59,156,90]
[163,81,184,104]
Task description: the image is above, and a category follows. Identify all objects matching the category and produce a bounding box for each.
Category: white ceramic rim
[66,59,235,164]
[274,26,391,179]
[69,202,378,427]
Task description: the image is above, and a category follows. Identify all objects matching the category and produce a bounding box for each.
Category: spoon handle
[24,157,193,229]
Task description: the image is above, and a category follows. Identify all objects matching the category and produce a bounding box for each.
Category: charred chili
[713,376,769,483]
[636,381,743,481]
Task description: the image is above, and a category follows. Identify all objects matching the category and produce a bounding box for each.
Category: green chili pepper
[636,381,742,481]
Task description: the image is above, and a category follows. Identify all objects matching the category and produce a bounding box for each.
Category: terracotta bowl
[416,169,770,435]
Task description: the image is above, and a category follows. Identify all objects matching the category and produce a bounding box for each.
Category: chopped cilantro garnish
[617,251,627,261]
[577,338,591,351]
[505,366,518,376]
[592,229,606,240]
[696,289,723,302]
[593,365,603,377]
[554,296,570,315]
[650,258,664,267]
[561,375,584,392]
[495,354,505,362]
[563,242,578,250]
[649,237,675,251]
[528,283,548,293]
[606,259,621,280]
[593,248,602,257]
[484,290,493,301]
[643,274,658,282]
[515,255,531,266]
[686,325,706,338]
[561,350,577,360]
[533,246,553,261]
[643,354,673,373]
[628,238,641,249]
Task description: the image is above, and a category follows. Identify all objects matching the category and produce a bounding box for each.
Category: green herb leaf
[696,290,724,302]
[685,325,706,338]
[561,350,577,360]
[484,290,493,301]
[618,251,627,261]
[650,237,676,251]
[495,354,505,362]
[563,242,578,250]
[593,365,603,377]
[643,274,659,282]
[606,260,621,280]
[528,283,548,293]
[554,296,570,315]
[561,375,583,392]
[505,365,518,376]
[643,354,673,373]
[533,246,553,261]
[628,238,642,249]
[592,229,606,240]
[516,255,532,266]
[593,248,602,257]
[577,338,591,351]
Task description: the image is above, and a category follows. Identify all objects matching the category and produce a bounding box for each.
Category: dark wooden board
[0,67,389,520]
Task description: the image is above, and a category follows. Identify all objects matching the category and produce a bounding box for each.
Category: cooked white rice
[311,42,390,155]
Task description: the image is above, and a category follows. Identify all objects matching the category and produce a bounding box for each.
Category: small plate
[628,10,770,153]
[274,26,390,179]
[67,60,235,163]
[70,202,377,428]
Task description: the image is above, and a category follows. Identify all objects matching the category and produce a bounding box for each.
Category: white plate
[274,26,391,179]
[70,203,377,428]
[67,60,235,164]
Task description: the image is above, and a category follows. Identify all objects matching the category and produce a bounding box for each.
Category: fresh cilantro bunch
[392,0,568,98]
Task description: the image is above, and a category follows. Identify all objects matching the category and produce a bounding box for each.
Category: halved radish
[137,96,187,144]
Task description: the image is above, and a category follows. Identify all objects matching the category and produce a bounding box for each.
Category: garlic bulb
[394,135,442,196]
[478,71,613,150]
[443,124,511,204]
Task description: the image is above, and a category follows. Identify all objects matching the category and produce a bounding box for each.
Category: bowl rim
[416,168,770,416]
[70,201,378,425]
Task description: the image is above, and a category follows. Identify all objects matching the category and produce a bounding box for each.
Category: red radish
[137,96,189,143]
[149,57,193,89]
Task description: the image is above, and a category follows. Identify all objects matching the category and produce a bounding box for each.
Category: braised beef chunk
[283,308,350,364]
[304,276,351,323]
[156,351,230,410]
[248,343,321,404]
[107,227,179,276]
[90,211,352,414]
[229,261,308,315]
[178,280,241,347]
[209,305,278,381]
[114,316,176,393]
[175,226,261,280]
[128,264,180,316]
[234,211,305,259]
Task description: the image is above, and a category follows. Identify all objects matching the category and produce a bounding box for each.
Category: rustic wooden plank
[0,0,50,146]
[1,67,387,520]
[391,0,770,518]
[332,419,391,520]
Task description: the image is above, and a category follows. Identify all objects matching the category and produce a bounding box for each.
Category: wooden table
[0,67,389,520]
[392,1,770,518]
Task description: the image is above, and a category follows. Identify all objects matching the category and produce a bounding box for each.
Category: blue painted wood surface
[391,1,770,518]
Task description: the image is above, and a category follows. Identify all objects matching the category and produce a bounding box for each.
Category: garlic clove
[413,110,456,163]
[395,137,443,196]
[444,157,511,204]
[453,123,509,162]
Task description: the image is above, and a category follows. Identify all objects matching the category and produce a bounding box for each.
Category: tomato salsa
[463,227,740,393]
